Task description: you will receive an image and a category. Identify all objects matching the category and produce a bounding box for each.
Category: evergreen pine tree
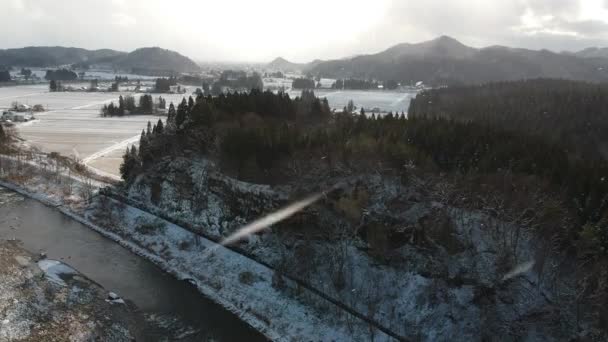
[139,130,147,158]
[119,147,133,180]
[130,145,138,159]
[156,119,164,135]
[175,98,188,128]
[166,102,177,131]
[118,95,125,116]
[188,96,194,111]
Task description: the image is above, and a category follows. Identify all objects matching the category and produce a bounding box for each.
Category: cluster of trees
[0,70,10,82]
[267,71,284,78]
[213,70,264,94]
[120,89,332,178]
[49,80,64,92]
[155,77,177,92]
[332,79,378,90]
[89,79,99,90]
[158,96,167,109]
[115,76,129,83]
[192,89,330,122]
[120,119,166,179]
[331,79,399,90]
[20,68,32,79]
[180,75,203,86]
[101,95,159,116]
[384,80,399,89]
[292,78,316,89]
[44,69,78,81]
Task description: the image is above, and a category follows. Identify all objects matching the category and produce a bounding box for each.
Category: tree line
[155,77,178,92]
[408,78,608,161]
[0,70,10,82]
[331,78,399,90]
[213,70,264,94]
[292,78,316,89]
[45,69,78,81]
[101,95,165,116]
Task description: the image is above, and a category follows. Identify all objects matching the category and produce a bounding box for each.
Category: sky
[2,0,608,63]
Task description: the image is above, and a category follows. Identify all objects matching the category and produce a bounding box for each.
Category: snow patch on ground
[37,259,78,286]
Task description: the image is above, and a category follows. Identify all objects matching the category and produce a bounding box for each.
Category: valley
[2,8,608,339]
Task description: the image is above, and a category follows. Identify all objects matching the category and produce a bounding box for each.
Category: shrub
[238,271,257,285]
[134,217,167,235]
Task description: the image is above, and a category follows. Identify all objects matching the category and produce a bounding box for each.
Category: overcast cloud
[2,0,608,62]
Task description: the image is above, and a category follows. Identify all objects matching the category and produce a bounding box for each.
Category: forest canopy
[408,79,608,161]
[120,82,608,260]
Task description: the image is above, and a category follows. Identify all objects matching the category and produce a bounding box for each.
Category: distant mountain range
[270,36,608,86]
[572,47,608,59]
[0,46,200,74]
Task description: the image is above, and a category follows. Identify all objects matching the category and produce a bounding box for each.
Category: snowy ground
[0,240,136,341]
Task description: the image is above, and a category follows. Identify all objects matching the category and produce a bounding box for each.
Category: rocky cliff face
[122,157,601,340]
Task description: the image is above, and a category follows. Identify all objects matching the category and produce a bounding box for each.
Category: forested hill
[0,46,200,74]
[309,36,608,86]
[113,47,201,74]
[121,88,608,222]
[408,79,608,160]
[119,89,608,338]
[0,47,125,67]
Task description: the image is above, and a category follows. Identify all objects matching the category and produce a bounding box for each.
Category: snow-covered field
[0,85,191,176]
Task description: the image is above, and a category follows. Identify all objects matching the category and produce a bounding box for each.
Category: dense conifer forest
[408,79,608,160]
[44,68,78,81]
[120,83,608,261]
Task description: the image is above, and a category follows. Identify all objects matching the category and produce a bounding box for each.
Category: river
[0,187,267,341]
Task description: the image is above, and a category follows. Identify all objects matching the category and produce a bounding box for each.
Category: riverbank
[0,157,391,340]
[0,240,137,341]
